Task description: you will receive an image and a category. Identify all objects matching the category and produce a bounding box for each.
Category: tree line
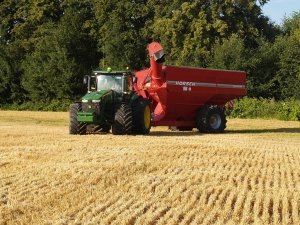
[0,0,299,109]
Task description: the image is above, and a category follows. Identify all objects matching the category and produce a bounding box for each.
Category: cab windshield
[97,75,122,92]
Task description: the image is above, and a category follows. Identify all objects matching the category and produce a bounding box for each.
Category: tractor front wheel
[112,104,133,135]
[69,103,87,135]
[132,98,151,134]
[196,105,227,133]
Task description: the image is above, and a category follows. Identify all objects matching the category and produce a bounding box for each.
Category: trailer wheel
[112,104,133,135]
[132,98,151,134]
[196,106,227,133]
[69,103,87,135]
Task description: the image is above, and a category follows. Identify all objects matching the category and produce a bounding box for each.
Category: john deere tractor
[69,69,151,135]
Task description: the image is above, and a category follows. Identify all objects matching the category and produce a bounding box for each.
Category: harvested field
[0,111,300,224]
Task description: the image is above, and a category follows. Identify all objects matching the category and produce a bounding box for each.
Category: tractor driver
[110,77,122,92]
[97,76,110,90]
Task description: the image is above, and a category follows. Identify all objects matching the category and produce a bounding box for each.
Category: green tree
[275,36,300,99]
[21,29,77,102]
[245,38,281,98]
[0,1,23,104]
[21,0,99,103]
[0,46,12,104]
[94,0,151,70]
[278,12,300,99]
[282,12,300,37]
[209,34,246,71]
[149,0,275,67]
[0,0,64,105]
[237,12,300,100]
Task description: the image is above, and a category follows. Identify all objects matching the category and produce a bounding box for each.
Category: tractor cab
[84,70,134,94]
[97,74,122,92]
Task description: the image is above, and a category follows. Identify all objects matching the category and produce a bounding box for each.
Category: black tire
[69,103,87,135]
[196,105,227,133]
[112,104,133,135]
[93,125,111,133]
[132,98,151,134]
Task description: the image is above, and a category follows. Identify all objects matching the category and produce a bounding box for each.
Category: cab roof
[93,71,130,76]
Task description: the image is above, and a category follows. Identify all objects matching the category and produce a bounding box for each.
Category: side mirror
[83,75,90,85]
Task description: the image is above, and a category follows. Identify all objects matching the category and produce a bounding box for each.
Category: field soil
[0,111,300,224]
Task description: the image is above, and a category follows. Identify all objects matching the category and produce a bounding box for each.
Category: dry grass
[0,111,300,225]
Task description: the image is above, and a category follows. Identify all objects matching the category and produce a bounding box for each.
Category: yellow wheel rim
[144,105,151,129]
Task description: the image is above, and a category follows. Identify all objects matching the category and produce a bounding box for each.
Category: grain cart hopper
[69,70,151,135]
[134,42,246,133]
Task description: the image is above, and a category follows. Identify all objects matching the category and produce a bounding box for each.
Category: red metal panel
[159,66,246,124]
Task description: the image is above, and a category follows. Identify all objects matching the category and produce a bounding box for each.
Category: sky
[262,0,300,25]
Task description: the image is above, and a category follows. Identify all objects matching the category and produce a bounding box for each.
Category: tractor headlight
[92,100,101,103]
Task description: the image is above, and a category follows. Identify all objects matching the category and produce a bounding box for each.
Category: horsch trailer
[135,42,246,133]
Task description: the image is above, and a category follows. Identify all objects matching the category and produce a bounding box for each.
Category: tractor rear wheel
[132,98,151,134]
[196,105,227,133]
[112,104,133,135]
[69,103,87,135]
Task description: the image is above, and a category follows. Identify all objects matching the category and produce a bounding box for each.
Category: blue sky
[262,0,300,25]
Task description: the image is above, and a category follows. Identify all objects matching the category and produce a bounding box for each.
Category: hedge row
[229,98,300,121]
[0,99,72,112]
[1,98,300,122]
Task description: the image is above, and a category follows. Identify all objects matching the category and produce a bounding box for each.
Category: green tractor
[69,69,151,135]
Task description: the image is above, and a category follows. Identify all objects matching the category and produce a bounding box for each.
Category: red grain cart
[135,42,246,133]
